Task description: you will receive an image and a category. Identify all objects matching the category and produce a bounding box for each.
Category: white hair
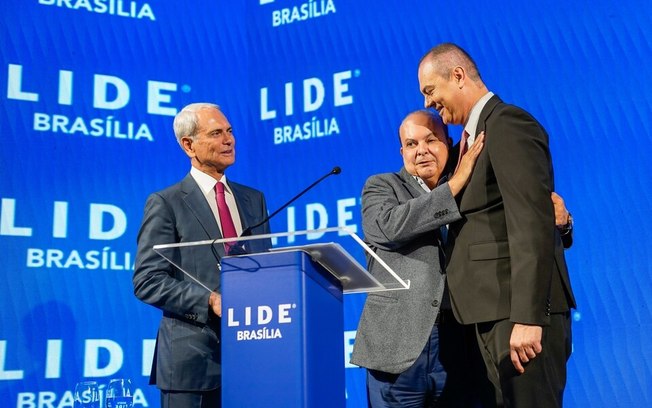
[172,102,221,146]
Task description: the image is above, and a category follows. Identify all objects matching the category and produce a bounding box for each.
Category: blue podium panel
[221,251,345,408]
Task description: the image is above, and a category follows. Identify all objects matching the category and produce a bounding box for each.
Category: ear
[452,66,465,88]
[180,136,195,157]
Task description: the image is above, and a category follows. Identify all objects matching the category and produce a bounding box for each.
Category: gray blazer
[350,167,461,374]
[133,174,270,391]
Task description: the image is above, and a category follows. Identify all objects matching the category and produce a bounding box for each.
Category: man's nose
[424,96,434,108]
[416,141,428,154]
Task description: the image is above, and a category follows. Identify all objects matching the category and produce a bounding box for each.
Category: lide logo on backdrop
[38,0,156,21]
[227,303,296,341]
[1,339,154,407]
[260,69,358,145]
[5,64,185,143]
[1,198,135,271]
[260,0,336,27]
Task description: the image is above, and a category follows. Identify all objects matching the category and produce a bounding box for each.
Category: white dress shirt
[190,166,243,237]
[464,91,494,147]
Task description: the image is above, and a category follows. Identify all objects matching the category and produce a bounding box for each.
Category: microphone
[240,166,342,238]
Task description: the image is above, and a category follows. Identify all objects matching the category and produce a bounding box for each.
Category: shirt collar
[190,166,231,195]
[412,173,449,193]
[412,175,431,192]
[464,91,494,142]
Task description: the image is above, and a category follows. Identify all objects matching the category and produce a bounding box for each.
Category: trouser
[475,313,572,408]
[160,387,221,408]
[366,310,477,408]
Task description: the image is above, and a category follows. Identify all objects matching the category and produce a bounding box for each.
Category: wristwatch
[560,213,573,236]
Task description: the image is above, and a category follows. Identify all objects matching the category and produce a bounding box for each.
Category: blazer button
[431,300,439,307]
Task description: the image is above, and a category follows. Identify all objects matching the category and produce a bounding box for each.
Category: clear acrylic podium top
[152,227,410,295]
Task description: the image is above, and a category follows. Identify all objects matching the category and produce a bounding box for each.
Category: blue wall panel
[1,0,650,406]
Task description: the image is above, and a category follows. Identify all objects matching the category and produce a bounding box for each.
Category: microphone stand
[241,166,341,237]
[215,166,342,257]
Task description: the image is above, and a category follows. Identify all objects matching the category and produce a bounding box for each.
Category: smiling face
[182,107,235,178]
[418,60,467,126]
[399,111,449,187]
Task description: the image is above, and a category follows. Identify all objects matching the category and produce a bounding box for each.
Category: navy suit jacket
[133,173,271,391]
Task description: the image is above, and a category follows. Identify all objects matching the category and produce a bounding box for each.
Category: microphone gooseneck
[240,166,342,237]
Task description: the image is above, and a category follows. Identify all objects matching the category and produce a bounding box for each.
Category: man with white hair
[134,103,271,407]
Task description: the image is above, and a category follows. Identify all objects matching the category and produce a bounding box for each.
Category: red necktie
[215,182,237,253]
[454,130,470,173]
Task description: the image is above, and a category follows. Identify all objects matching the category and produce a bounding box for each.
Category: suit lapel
[179,175,221,239]
[459,95,503,210]
[399,167,427,198]
[477,94,502,135]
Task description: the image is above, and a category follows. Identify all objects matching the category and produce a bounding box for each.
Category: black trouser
[475,313,572,408]
[160,387,221,408]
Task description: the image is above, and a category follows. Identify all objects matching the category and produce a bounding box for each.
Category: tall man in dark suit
[351,110,486,407]
[133,103,271,408]
[418,43,576,407]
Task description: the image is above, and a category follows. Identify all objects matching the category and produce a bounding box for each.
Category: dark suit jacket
[133,173,271,391]
[445,95,576,326]
[351,167,461,374]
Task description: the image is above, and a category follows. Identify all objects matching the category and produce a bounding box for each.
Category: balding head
[399,110,450,188]
[419,43,482,83]
[418,43,489,125]
[399,110,449,145]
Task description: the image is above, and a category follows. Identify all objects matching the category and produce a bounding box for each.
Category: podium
[153,227,409,408]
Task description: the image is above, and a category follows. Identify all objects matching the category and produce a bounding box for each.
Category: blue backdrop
[1,0,650,406]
